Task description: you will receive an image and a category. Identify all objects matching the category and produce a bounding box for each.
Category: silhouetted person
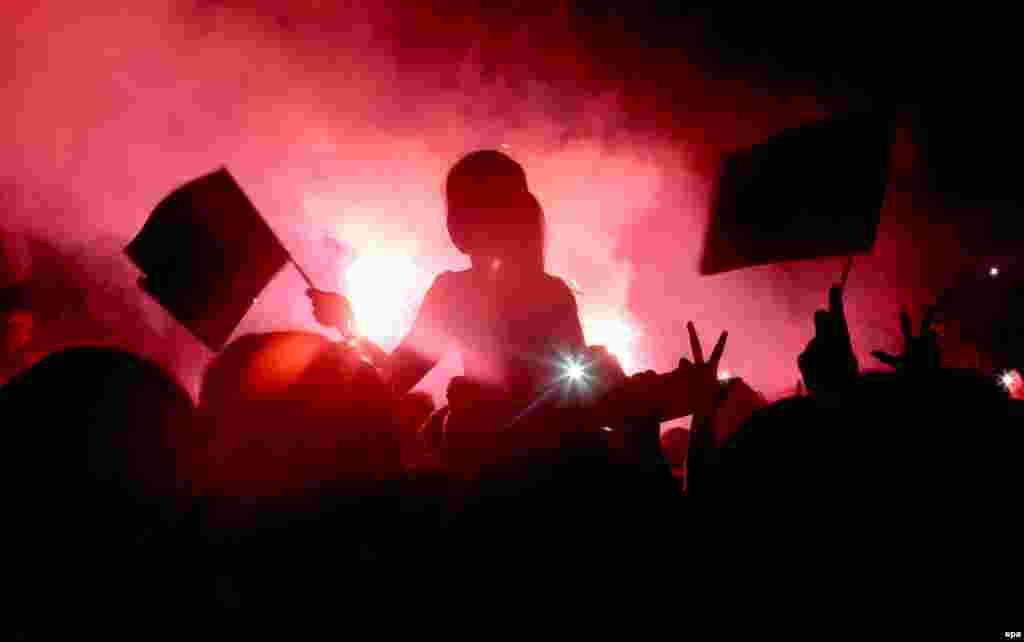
[2,347,208,633]
[309,151,586,472]
[194,330,400,500]
[315,150,583,392]
[706,287,1017,599]
[191,331,409,611]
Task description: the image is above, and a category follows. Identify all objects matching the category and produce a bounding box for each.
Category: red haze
[2,3,1007,408]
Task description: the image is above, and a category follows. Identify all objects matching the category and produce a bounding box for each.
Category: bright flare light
[565,360,586,382]
[345,254,422,345]
[582,316,639,373]
[998,370,1023,400]
[989,266,1000,277]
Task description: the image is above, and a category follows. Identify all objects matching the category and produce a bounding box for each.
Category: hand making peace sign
[680,321,728,420]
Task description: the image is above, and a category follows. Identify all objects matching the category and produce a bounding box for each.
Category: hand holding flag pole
[289,255,358,342]
[126,167,369,354]
[126,168,295,352]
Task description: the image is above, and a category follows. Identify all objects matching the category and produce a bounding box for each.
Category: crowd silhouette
[3,150,1021,632]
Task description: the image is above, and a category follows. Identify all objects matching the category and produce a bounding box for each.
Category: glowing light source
[989,266,1000,277]
[998,370,1023,400]
[344,254,422,345]
[582,316,639,373]
[718,370,732,381]
[564,360,586,382]
[1003,368,1019,389]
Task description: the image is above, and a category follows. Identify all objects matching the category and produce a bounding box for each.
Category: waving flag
[701,111,894,275]
[126,168,290,351]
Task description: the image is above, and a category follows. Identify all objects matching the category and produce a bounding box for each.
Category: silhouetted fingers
[708,331,728,372]
[687,321,704,365]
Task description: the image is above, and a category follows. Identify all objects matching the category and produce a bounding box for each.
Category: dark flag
[125,168,290,351]
[700,111,894,275]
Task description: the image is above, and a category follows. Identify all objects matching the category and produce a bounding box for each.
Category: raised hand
[870,306,941,373]
[353,336,389,368]
[682,323,727,497]
[798,286,858,396]
[680,321,728,420]
[307,289,354,335]
[582,325,725,427]
[632,322,726,422]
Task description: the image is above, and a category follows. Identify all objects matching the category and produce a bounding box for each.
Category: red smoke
[2,2,1007,408]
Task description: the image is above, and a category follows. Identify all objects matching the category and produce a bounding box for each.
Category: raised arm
[308,274,453,395]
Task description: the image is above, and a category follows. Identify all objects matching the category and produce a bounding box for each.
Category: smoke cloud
[2,2,1006,405]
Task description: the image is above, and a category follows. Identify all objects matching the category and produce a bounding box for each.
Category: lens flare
[344,254,422,345]
[582,316,638,373]
[996,370,1024,400]
[565,360,586,382]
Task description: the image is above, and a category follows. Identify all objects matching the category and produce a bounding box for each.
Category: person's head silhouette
[445,150,545,274]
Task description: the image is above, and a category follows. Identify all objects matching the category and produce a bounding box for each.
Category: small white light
[989,266,1000,277]
[718,370,732,381]
[565,362,586,382]
[999,371,1015,390]
[601,426,614,432]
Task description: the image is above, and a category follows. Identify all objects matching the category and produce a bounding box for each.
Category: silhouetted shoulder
[527,274,581,313]
[416,270,462,314]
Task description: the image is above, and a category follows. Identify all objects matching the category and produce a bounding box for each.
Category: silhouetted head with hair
[3,346,194,510]
[3,347,209,632]
[445,150,545,272]
[717,367,1014,521]
[446,149,529,207]
[196,331,400,499]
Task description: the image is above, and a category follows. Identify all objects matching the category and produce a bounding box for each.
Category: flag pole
[839,254,854,290]
[287,252,356,341]
[289,256,317,291]
[220,167,318,291]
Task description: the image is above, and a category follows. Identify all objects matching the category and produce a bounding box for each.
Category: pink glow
[2,4,1005,407]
